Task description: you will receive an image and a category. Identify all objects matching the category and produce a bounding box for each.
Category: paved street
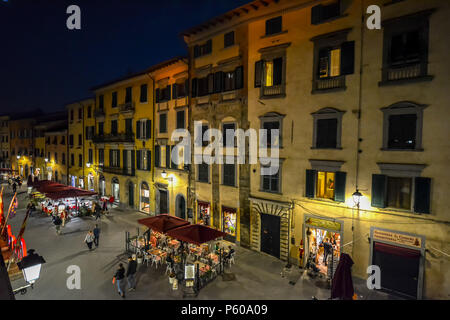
[3,185,394,300]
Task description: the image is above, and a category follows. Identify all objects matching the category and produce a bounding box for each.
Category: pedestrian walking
[126,256,137,291]
[53,215,63,235]
[84,230,95,250]
[113,263,126,298]
[93,224,100,247]
[95,202,102,220]
[102,198,108,214]
[12,182,17,193]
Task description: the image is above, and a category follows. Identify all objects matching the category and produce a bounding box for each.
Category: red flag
[0,187,4,227]
[13,208,31,253]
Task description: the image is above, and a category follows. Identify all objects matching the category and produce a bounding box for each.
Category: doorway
[260,213,280,258]
[112,177,120,203]
[175,194,186,220]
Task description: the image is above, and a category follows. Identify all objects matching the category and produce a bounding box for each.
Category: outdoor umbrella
[331,253,355,300]
[166,224,227,246]
[137,214,190,234]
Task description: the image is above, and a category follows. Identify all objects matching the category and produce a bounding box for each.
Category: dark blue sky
[0,0,250,114]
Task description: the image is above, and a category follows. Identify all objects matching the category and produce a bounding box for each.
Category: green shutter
[154,146,160,167]
[235,66,244,89]
[305,169,316,198]
[146,120,151,139]
[273,58,283,85]
[371,174,387,208]
[172,84,177,99]
[334,171,346,202]
[136,150,141,170]
[414,177,431,214]
[155,88,160,103]
[109,150,113,167]
[255,60,263,88]
[136,121,141,139]
[171,146,177,169]
[341,41,355,75]
[122,150,127,174]
[311,4,323,25]
[147,150,151,171]
[166,146,171,168]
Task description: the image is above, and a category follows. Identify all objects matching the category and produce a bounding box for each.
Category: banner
[373,229,422,249]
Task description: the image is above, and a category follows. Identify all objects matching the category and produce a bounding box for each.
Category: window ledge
[259,189,282,195]
[378,75,434,87]
[196,180,211,184]
[221,184,238,189]
[260,30,288,39]
[311,86,346,95]
[311,147,343,150]
[306,197,341,204]
[380,148,424,152]
[259,93,286,100]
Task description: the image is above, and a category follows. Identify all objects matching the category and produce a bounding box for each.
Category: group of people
[8,176,22,193]
[91,199,109,220]
[83,224,101,250]
[113,256,138,298]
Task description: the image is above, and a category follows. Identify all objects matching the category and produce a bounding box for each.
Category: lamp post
[350,190,362,257]
[352,189,362,209]
[14,249,46,295]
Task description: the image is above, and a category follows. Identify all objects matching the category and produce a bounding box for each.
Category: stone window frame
[311,107,345,149]
[309,159,345,173]
[158,111,168,134]
[196,162,210,184]
[310,28,352,94]
[379,9,435,86]
[221,157,238,188]
[380,101,427,151]
[259,158,284,194]
[259,112,285,149]
[257,43,291,99]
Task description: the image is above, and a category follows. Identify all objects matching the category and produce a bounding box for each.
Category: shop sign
[373,229,422,249]
[185,264,195,280]
[305,217,341,232]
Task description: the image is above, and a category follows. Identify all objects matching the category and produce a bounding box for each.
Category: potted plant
[136,252,143,264]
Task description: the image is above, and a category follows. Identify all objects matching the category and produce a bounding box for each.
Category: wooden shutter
[136,121,141,139]
[414,177,431,214]
[109,150,113,167]
[341,41,355,75]
[273,58,283,85]
[136,150,141,170]
[194,45,200,58]
[207,73,214,94]
[334,171,346,202]
[184,79,189,96]
[191,78,198,97]
[172,83,177,100]
[311,4,323,25]
[171,146,177,169]
[235,66,244,89]
[371,174,387,208]
[146,150,151,171]
[305,169,316,198]
[155,88,160,103]
[166,146,171,168]
[206,39,212,54]
[146,120,151,139]
[214,72,224,93]
[122,150,127,174]
[154,146,160,168]
[131,150,135,173]
[255,60,263,88]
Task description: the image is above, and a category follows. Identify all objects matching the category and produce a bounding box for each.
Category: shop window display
[306,227,341,279]
[198,201,211,226]
[140,183,150,214]
[223,207,237,238]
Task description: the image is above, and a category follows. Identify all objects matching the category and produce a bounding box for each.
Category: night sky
[0,0,250,115]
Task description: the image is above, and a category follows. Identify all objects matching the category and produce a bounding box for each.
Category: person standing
[323,238,331,266]
[93,224,100,247]
[126,256,137,291]
[113,263,126,298]
[95,202,102,220]
[84,230,95,250]
[102,199,108,214]
[53,215,63,235]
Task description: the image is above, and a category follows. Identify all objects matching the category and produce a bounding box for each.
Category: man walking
[93,224,100,247]
[113,263,126,298]
[53,215,63,235]
[126,256,137,291]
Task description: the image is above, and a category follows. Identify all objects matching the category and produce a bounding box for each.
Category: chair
[152,255,161,269]
[143,253,151,267]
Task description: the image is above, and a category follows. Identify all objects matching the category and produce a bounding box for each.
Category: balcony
[119,102,135,115]
[92,132,135,144]
[387,64,421,81]
[262,84,285,98]
[94,109,105,119]
[99,165,135,176]
[313,75,345,92]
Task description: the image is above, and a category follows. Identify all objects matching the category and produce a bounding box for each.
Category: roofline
[90,56,187,92]
[64,96,95,108]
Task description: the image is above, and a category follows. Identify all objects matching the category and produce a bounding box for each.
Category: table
[194,260,210,274]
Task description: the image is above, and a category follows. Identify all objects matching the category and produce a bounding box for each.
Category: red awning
[45,187,97,200]
[166,224,227,246]
[374,242,421,259]
[138,214,190,234]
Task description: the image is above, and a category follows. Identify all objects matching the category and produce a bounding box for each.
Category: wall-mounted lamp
[352,189,363,208]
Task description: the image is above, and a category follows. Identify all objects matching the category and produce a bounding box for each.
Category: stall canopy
[166,224,227,246]
[31,180,97,199]
[138,214,190,234]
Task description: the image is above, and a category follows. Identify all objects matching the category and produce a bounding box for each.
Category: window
[156,86,171,102]
[386,177,412,210]
[140,84,147,103]
[78,134,82,145]
[137,150,151,171]
[255,43,289,97]
[109,150,120,168]
[99,95,104,110]
[125,87,132,104]
[381,10,433,84]
[173,80,188,98]
[136,119,151,139]
[305,161,346,202]
[98,149,104,166]
[88,149,93,164]
[197,163,209,183]
[87,105,92,118]
[222,123,236,147]
[78,108,82,120]
[54,153,58,164]
[224,71,235,92]
[159,113,167,133]
[261,165,281,193]
[98,122,104,135]
[265,16,282,36]
[176,110,185,129]
[223,163,236,186]
[311,1,341,25]
[112,92,118,108]
[194,39,212,58]
[312,108,344,149]
[381,102,426,151]
[316,171,335,200]
[71,154,74,166]
[260,113,284,148]
[78,154,83,168]
[111,120,118,135]
[60,136,65,145]
[62,153,65,165]
[69,135,74,146]
[154,145,160,167]
[311,30,354,92]
[125,119,133,135]
[70,110,74,121]
[224,31,235,48]
[195,125,209,147]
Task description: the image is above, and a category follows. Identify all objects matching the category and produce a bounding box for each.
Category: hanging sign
[305,217,341,232]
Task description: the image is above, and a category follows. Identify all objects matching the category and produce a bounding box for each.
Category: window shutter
[185,79,189,96]
[191,78,198,97]
[207,73,214,94]
[171,146,177,169]
[214,72,223,93]
[235,66,244,89]
[146,150,151,171]
[414,177,431,214]
[136,150,141,170]
[154,146,160,168]
[273,58,283,86]
[371,174,387,208]
[109,150,113,167]
[131,150,135,172]
[165,146,170,168]
[155,88,160,103]
[341,41,355,75]
[311,4,323,25]
[122,150,127,174]
[305,169,316,198]
[206,39,212,54]
[255,60,263,88]
[172,83,177,99]
[334,171,346,202]
[136,121,141,139]
[146,120,151,139]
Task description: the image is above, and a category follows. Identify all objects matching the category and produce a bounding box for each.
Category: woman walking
[84,230,95,251]
[113,263,126,298]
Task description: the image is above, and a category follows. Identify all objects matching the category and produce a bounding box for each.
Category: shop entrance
[260,213,280,259]
[175,195,186,220]
[159,189,168,214]
[222,206,237,242]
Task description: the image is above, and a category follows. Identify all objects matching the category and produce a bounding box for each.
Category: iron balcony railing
[94,109,105,118]
[314,75,345,91]
[92,132,135,143]
[119,102,135,113]
[386,63,421,81]
[99,165,135,176]
[262,84,285,97]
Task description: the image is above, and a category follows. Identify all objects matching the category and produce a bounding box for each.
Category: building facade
[0,116,10,169]
[10,116,36,179]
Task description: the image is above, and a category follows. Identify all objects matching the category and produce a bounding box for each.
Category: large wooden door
[260,213,280,259]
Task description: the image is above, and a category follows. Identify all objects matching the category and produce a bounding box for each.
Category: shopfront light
[44,158,48,163]
[161,170,167,179]
[86,162,91,168]
[352,190,363,207]
[17,249,46,284]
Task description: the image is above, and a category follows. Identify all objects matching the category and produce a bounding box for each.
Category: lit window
[316,171,335,200]
[265,61,273,87]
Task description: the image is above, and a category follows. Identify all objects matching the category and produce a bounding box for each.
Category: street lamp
[14,249,45,295]
[352,189,362,208]
[161,169,168,179]
[44,158,48,163]
[86,162,91,168]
